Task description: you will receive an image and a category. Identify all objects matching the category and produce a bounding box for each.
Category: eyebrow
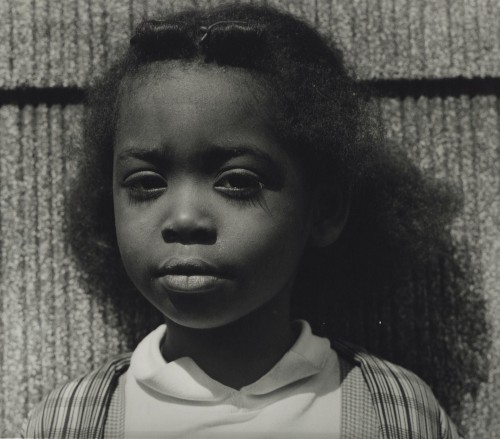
[116,146,170,165]
[202,144,281,170]
[116,143,283,172]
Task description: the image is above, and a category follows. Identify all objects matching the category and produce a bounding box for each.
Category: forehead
[123,61,270,100]
[116,62,275,137]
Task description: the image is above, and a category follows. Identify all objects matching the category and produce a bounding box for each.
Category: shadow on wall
[291,139,491,431]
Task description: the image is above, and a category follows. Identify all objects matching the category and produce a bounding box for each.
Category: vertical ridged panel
[2,0,500,86]
[390,0,411,77]
[447,0,467,77]
[35,106,57,399]
[33,0,50,85]
[9,0,36,86]
[22,106,45,419]
[482,0,500,76]
[469,96,500,436]
[0,105,110,434]
[0,1,11,87]
[423,1,448,77]
[50,106,73,387]
[1,106,28,435]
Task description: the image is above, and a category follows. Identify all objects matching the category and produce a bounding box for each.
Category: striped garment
[22,340,461,439]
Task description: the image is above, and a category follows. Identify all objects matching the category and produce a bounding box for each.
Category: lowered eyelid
[121,170,166,186]
[215,171,264,190]
[215,163,284,191]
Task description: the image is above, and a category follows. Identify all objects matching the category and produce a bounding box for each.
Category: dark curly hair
[67,2,489,424]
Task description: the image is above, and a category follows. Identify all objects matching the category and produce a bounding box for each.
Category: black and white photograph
[0,1,498,438]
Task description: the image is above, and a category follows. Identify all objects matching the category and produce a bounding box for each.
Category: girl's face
[113,63,314,329]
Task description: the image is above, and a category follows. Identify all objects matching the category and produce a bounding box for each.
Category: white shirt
[124,321,341,438]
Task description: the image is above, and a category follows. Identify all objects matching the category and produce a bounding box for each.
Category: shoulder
[334,338,436,395]
[332,339,462,439]
[23,353,131,439]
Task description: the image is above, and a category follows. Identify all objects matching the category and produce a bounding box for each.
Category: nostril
[161,226,216,245]
[162,229,178,243]
[192,228,216,245]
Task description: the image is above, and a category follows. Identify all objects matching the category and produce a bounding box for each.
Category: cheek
[114,187,157,240]
[113,196,153,276]
[228,196,311,279]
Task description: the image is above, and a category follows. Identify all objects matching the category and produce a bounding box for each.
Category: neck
[161,289,297,389]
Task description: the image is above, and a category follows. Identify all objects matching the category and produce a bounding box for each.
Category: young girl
[24,3,462,438]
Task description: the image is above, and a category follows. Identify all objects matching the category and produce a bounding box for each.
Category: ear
[308,182,350,248]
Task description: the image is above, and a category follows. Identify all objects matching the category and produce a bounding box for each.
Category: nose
[161,184,217,245]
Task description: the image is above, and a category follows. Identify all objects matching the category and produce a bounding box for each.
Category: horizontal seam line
[0,77,500,105]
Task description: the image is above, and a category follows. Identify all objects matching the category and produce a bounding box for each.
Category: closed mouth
[158,274,222,292]
[154,258,227,292]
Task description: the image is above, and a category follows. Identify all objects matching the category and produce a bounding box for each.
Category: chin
[150,293,246,330]
[163,313,246,330]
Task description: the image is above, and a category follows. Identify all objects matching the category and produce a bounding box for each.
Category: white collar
[130,320,332,402]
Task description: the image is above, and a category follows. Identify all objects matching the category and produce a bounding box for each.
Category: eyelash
[122,172,167,203]
[214,170,264,202]
[121,170,265,204]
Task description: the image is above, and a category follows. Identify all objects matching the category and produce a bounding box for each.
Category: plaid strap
[22,353,130,439]
[332,338,462,439]
[339,355,380,438]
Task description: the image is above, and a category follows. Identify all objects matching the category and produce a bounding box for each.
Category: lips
[154,258,227,293]
[158,274,221,292]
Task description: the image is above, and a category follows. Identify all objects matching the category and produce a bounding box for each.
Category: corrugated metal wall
[1,1,499,437]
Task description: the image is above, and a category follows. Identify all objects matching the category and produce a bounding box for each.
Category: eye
[214,169,264,199]
[122,171,166,200]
